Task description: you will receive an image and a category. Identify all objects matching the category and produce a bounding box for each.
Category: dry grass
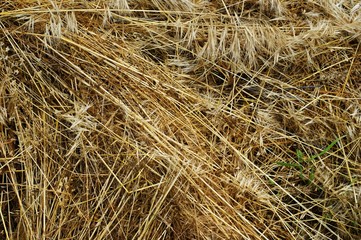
[0,0,360,239]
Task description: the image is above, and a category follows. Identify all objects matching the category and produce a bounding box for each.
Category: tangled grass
[0,0,360,239]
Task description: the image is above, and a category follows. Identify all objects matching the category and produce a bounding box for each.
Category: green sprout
[277,137,342,184]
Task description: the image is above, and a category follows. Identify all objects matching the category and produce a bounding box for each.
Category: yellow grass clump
[0,0,360,239]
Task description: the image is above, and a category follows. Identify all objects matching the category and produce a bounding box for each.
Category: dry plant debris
[0,0,360,239]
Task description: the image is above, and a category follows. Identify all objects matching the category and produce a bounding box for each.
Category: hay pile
[1,0,360,239]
